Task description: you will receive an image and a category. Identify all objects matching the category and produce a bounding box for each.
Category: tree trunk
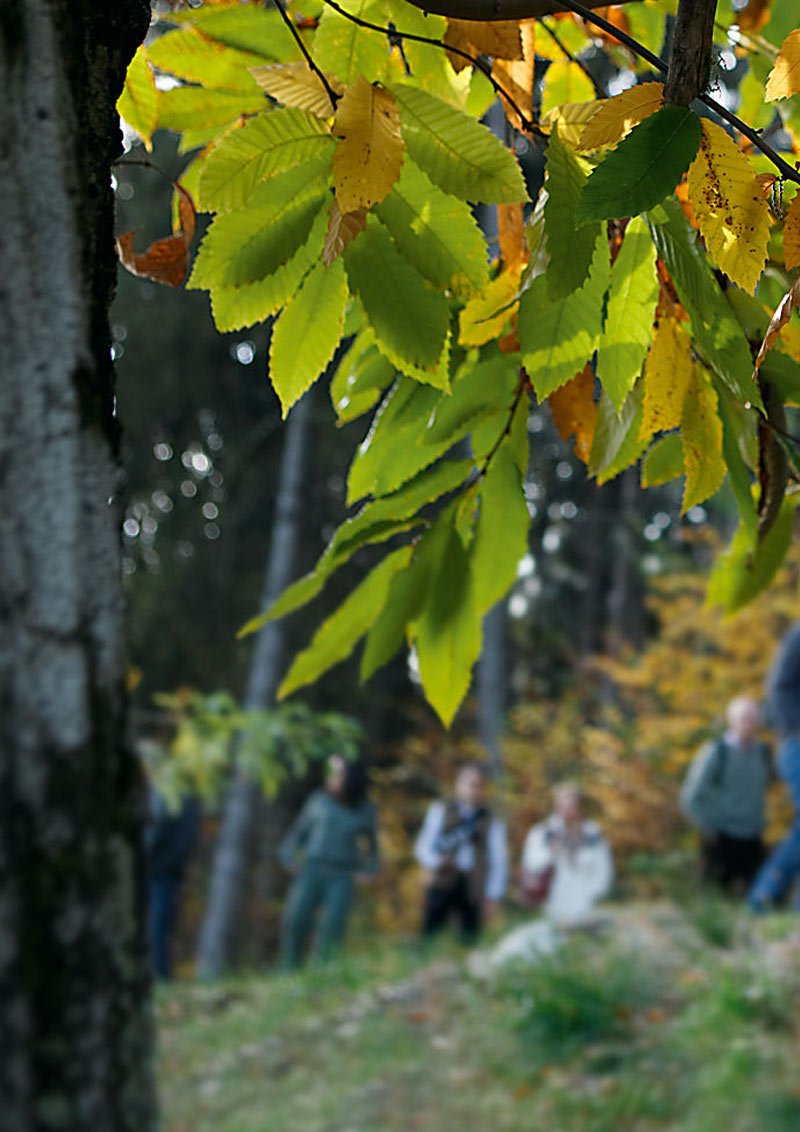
[477,602,508,777]
[0,3,155,1131]
[196,392,313,980]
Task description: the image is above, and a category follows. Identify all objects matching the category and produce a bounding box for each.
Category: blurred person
[414,762,508,943]
[143,764,199,981]
[680,696,772,895]
[520,781,613,929]
[750,623,800,910]
[278,755,379,969]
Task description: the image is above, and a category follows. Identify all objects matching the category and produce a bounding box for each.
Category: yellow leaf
[681,369,725,513]
[322,200,367,267]
[251,62,342,118]
[579,82,664,150]
[640,318,693,441]
[542,99,601,148]
[459,269,521,347]
[333,78,404,212]
[765,28,800,101]
[753,275,800,379]
[540,60,596,120]
[686,119,771,295]
[534,15,588,62]
[445,18,523,65]
[784,192,800,271]
[548,364,597,463]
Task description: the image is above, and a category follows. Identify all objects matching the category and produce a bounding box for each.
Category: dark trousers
[422,871,482,943]
[148,872,181,980]
[280,862,355,970]
[701,832,765,894]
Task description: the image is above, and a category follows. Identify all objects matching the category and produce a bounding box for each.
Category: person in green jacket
[278,754,379,969]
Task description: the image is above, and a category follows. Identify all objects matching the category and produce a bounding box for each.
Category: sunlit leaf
[640,433,683,487]
[540,59,596,120]
[543,128,600,298]
[333,78,404,211]
[686,120,770,295]
[117,44,159,149]
[681,369,725,513]
[391,82,528,203]
[639,317,694,440]
[270,258,349,415]
[251,61,342,117]
[579,81,664,150]
[147,28,265,93]
[548,364,597,464]
[596,215,658,411]
[314,0,393,84]
[459,269,521,347]
[765,28,800,101]
[589,383,649,483]
[707,500,796,613]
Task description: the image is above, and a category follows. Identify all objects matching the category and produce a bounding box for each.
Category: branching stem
[273,0,341,111]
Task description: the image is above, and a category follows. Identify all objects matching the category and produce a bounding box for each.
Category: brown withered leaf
[753,274,800,379]
[492,56,535,132]
[548,364,597,464]
[323,200,367,267]
[497,202,527,273]
[445,18,523,71]
[116,183,196,287]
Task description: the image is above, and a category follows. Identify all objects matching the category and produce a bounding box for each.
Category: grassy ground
[158,901,800,1132]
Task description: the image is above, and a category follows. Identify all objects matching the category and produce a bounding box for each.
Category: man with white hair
[681,696,772,894]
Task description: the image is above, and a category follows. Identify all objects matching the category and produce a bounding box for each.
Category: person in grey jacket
[279,755,379,968]
[680,696,771,894]
[750,623,800,910]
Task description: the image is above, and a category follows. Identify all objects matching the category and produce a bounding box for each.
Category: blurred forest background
[114,34,800,973]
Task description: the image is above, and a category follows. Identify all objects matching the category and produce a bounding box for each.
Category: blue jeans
[749,737,800,910]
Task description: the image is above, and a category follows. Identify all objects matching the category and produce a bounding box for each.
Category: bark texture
[403,0,640,23]
[664,0,717,106]
[0,3,154,1130]
[196,393,314,979]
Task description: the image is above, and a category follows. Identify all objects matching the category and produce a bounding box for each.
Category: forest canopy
[118,0,800,724]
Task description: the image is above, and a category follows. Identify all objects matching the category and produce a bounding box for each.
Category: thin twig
[536,16,605,98]
[272,0,340,111]
[478,373,528,479]
[320,0,544,137]
[551,0,800,188]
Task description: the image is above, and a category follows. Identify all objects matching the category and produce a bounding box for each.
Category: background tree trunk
[0,3,155,1131]
[196,392,313,979]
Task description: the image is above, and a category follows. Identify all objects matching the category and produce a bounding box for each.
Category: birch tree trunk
[0,4,155,1130]
[196,392,313,979]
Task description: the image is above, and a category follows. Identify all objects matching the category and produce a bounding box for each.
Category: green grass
[158,903,800,1132]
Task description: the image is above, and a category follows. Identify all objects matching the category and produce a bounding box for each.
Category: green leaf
[146,28,265,93]
[223,191,327,287]
[279,546,414,699]
[344,219,450,380]
[413,518,483,727]
[330,334,396,423]
[314,0,393,84]
[204,210,329,333]
[596,215,659,411]
[640,432,683,487]
[544,128,600,299]
[520,238,610,398]
[390,82,528,204]
[385,0,466,106]
[239,457,473,636]
[375,161,489,298]
[347,379,442,503]
[157,85,265,132]
[589,383,649,483]
[579,105,701,223]
[471,441,529,615]
[717,383,758,537]
[759,351,800,406]
[270,258,349,415]
[707,499,795,613]
[648,198,762,411]
[360,548,431,681]
[167,5,297,61]
[198,108,333,212]
[117,45,159,147]
[424,355,518,447]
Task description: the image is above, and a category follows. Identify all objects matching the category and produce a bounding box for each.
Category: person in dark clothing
[278,755,379,969]
[144,786,199,980]
[414,763,507,944]
[680,696,771,895]
[750,623,800,910]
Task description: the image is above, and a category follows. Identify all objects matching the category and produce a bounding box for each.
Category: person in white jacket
[520,782,614,928]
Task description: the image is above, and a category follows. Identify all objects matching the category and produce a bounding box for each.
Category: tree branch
[537,17,604,98]
[664,0,716,106]
[402,0,641,21]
